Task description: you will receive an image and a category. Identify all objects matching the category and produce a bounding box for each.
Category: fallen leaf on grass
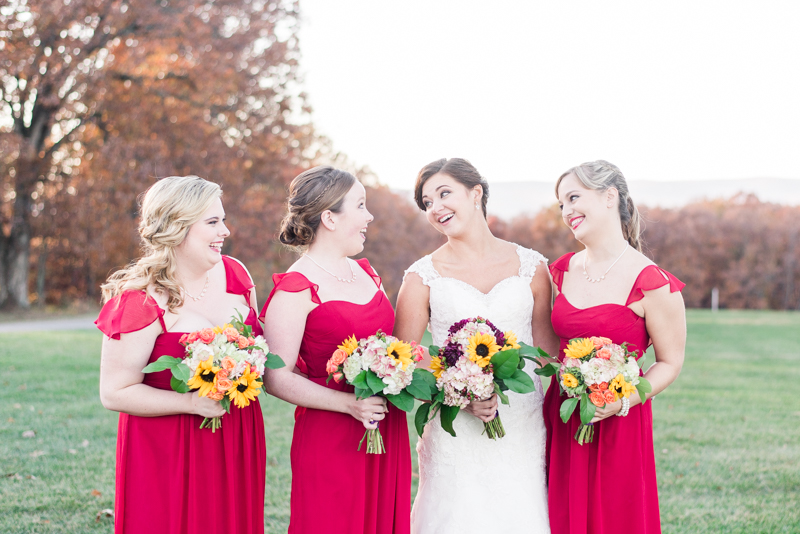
[91,489,102,497]
[29,450,46,458]
[81,439,89,447]
[96,509,114,523]
[22,430,35,438]
[13,403,21,409]
[68,449,77,454]
[26,475,37,480]
[4,473,22,480]
[7,417,13,423]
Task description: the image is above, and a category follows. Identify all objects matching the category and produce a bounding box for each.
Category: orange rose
[217,369,229,380]
[198,328,216,344]
[590,336,613,349]
[207,388,224,401]
[326,359,339,374]
[215,378,233,392]
[223,327,239,343]
[597,381,608,391]
[596,347,612,360]
[237,335,250,349]
[187,331,199,344]
[589,391,606,407]
[248,337,256,346]
[220,357,236,371]
[603,390,616,404]
[332,372,344,383]
[179,333,189,345]
[330,349,348,366]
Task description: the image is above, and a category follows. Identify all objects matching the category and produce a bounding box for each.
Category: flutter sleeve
[258,272,321,323]
[222,255,255,298]
[355,258,382,288]
[625,265,686,306]
[95,290,165,340]
[549,253,575,293]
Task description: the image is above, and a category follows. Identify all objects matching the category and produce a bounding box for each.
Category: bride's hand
[464,394,498,423]
[349,395,388,430]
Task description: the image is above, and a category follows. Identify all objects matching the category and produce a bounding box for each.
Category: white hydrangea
[342,352,365,382]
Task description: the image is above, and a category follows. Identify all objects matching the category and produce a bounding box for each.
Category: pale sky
[297,1,800,189]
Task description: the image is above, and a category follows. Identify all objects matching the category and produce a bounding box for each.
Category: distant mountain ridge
[397,178,800,219]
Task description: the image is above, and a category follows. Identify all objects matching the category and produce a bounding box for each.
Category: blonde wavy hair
[101,175,222,311]
[555,160,644,252]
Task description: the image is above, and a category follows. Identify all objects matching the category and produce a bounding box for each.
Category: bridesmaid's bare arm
[530,265,560,362]
[261,289,387,430]
[99,321,225,418]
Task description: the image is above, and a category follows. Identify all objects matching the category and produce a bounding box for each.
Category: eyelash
[423,190,450,209]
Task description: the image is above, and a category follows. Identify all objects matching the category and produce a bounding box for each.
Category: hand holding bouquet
[536,336,652,444]
[415,317,549,440]
[143,311,285,432]
[326,331,437,453]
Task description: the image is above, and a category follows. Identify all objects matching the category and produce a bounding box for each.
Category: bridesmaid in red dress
[260,166,411,534]
[544,161,686,534]
[96,176,266,534]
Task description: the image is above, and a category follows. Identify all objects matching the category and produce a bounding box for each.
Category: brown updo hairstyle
[555,160,643,252]
[414,158,490,219]
[279,165,357,249]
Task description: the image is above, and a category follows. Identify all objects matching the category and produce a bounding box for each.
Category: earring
[475,202,479,210]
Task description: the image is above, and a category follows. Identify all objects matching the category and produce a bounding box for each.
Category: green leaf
[435,389,445,403]
[560,396,579,423]
[493,383,510,405]
[406,369,437,400]
[386,390,415,412]
[534,362,560,377]
[414,403,432,437]
[440,405,459,437]
[366,371,386,395]
[491,350,520,379]
[265,352,286,369]
[579,392,596,424]
[353,386,371,400]
[142,355,182,374]
[429,345,440,357]
[413,368,438,392]
[636,377,652,403]
[170,376,190,394]
[518,343,537,357]
[352,371,368,390]
[503,369,536,393]
[219,396,231,414]
[170,363,191,382]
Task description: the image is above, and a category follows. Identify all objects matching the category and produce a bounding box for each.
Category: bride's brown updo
[279,166,357,249]
[414,158,490,218]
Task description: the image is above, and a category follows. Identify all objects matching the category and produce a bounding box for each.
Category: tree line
[2,2,797,311]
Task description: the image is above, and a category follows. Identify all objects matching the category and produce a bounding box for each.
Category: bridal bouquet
[537,336,652,444]
[142,311,285,432]
[326,331,437,454]
[415,317,548,440]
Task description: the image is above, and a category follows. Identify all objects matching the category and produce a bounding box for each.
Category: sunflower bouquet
[537,336,652,444]
[415,317,548,440]
[142,311,285,432]
[326,331,437,454]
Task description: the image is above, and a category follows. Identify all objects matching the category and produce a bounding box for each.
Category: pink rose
[186,331,199,344]
[198,329,215,344]
[217,369,229,380]
[413,346,425,362]
[237,336,250,349]
[223,327,239,343]
[330,349,348,366]
[326,359,339,374]
[215,379,233,392]
[596,347,612,360]
[332,372,344,383]
[179,334,189,345]
[220,357,236,371]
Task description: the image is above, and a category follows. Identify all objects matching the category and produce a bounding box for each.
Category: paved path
[0,314,97,333]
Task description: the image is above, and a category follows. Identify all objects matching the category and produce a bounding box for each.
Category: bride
[395,158,557,533]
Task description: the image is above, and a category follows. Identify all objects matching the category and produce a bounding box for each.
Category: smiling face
[176,197,229,271]
[420,172,482,236]
[557,172,618,242]
[330,181,373,256]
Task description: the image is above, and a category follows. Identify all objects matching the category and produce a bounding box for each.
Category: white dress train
[407,245,551,534]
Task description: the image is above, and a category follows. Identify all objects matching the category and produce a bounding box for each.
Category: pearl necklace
[304,254,357,283]
[183,273,210,301]
[583,244,629,283]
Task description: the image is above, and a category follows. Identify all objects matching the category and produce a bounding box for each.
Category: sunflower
[503,331,520,350]
[227,367,263,408]
[467,333,500,368]
[187,357,220,397]
[386,340,414,370]
[212,323,234,335]
[561,372,579,389]
[430,356,444,379]
[563,338,595,360]
[338,335,359,355]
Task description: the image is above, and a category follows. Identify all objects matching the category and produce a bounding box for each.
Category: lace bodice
[405,244,551,534]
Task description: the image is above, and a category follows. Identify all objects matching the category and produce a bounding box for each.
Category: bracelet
[617,396,630,417]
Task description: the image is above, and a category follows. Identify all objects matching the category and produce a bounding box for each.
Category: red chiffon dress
[544,253,685,534]
[95,256,266,534]
[260,258,411,534]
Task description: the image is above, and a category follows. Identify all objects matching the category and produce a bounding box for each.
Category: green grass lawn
[1,310,798,533]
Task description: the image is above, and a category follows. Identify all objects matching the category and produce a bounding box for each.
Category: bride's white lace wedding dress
[406,244,550,534]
